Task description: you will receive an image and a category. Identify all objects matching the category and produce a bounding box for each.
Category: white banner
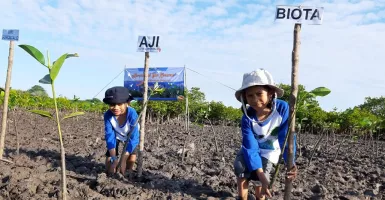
[275,5,324,25]
[137,36,161,53]
[2,29,19,41]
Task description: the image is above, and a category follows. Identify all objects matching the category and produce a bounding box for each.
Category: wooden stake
[137,52,149,177]
[284,23,301,200]
[13,111,19,155]
[0,40,15,159]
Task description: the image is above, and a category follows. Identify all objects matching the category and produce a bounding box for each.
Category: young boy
[102,86,140,176]
[233,69,298,200]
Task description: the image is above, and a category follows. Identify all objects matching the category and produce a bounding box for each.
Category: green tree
[340,107,379,131]
[359,96,385,117]
[27,85,48,97]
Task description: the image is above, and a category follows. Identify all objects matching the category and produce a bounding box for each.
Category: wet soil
[0,110,384,199]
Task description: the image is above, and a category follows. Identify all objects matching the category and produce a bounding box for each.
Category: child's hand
[108,156,118,174]
[286,165,298,181]
[256,170,272,198]
[261,185,272,198]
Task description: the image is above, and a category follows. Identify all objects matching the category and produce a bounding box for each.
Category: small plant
[19,44,83,200]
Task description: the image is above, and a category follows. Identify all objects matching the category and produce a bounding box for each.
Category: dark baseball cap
[103,86,134,104]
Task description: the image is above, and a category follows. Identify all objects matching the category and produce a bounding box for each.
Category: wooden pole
[284,23,301,200]
[137,51,149,177]
[0,40,15,159]
[184,66,189,132]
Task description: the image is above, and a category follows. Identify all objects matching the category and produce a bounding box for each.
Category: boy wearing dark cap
[103,86,139,175]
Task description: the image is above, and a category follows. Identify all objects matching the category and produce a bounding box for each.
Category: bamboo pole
[0,40,15,159]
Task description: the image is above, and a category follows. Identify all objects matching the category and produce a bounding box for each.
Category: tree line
[1,84,384,137]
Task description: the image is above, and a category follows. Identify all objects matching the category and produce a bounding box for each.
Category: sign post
[273,5,324,200]
[136,35,161,177]
[0,29,19,162]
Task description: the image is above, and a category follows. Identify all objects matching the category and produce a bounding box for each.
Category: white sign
[275,5,324,25]
[2,29,19,41]
[137,36,161,53]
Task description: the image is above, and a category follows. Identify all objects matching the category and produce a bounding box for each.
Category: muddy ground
[0,110,384,200]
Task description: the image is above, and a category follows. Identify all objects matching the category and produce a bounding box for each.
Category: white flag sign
[137,36,161,53]
[275,5,324,25]
[2,29,19,41]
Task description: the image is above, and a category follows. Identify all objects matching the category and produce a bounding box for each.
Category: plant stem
[51,82,67,200]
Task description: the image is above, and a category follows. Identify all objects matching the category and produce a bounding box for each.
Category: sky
[0,0,384,112]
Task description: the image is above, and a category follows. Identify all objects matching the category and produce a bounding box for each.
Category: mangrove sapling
[307,130,325,167]
[352,133,361,158]
[73,95,80,122]
[334,134,348,160]
[376,129,380,158]
[325,128,329,154]
[156,118,161,148]
[181,130,191,163]
[18,44,82,200]
[207,119,219,153]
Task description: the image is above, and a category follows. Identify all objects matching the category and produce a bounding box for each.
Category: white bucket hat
[235,69,284,102]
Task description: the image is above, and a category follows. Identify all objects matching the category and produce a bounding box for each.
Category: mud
[0,110,384,199]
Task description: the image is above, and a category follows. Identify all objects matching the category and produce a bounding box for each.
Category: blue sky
[0,0,385,112]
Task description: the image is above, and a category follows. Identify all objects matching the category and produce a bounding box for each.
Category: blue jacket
[104,107,139,154]
[241,99,296,171]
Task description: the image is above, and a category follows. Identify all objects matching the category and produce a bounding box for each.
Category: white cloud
[0,0,384,112]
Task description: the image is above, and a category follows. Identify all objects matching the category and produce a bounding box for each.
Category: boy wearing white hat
[233,69,298,200]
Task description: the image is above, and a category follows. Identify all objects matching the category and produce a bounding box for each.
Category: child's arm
[104,112,117,156]
[241,115,263,171]
[277,102,297,165]
[125,108,140,154]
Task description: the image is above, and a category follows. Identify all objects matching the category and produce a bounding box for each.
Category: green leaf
[18,45,46,67]
[29,110,53,120]
[310,87,331,97]
[50,53,68,81]
[62,111,85,120]
[39,74,52,84]
[53,53,79,65]
[306,93,316,98]
[66,53,79,58]
[360,117,372,127]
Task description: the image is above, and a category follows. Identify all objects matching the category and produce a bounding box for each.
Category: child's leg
[119,152,130,174]
[126,153,137,171]
[105,157,111,173]
[237,178,249,200]
[233,149,250,199]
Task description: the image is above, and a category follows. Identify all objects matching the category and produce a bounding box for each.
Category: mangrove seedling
[19,44,83,200]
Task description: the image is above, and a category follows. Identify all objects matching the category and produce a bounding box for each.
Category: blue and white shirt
[241,99,296,171]
[104,107,139,154]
